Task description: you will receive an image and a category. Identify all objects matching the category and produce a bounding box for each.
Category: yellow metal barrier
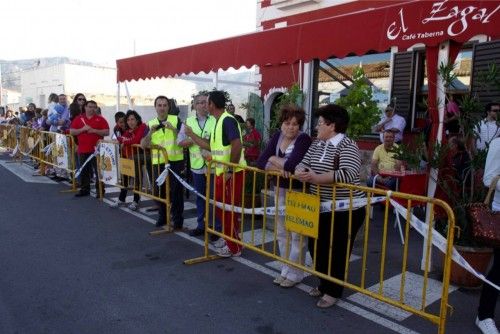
[0,124,17,151]
[95,141,172,233]
[131,144,172,235]
[1,127,78,191]
[185,160,456,334]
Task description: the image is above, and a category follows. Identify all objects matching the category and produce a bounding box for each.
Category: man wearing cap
[373,104,406,144]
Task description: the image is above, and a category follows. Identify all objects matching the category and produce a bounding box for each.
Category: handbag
[467,175,500,248]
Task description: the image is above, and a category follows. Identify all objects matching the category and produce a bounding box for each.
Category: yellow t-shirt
[373,143,398,171]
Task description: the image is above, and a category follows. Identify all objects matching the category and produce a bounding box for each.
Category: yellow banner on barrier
[120,158,135,177]
[284,191,320,239]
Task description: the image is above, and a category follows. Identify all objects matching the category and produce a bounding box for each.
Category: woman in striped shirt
[295,104,365,308]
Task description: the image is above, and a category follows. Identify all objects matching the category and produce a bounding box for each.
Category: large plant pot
[449,245,493,288]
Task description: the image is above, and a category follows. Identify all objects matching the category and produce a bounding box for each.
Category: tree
[335,67,380,139]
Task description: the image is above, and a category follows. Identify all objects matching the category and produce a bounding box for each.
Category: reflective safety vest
[210,112,247,176]
[185,115,216,170]
[148,115,183,164]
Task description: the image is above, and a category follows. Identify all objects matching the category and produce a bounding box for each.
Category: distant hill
[0,57,95,91]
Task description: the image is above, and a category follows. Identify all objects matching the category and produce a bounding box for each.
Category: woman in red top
[243,117,261,165]
[110,110,148,210]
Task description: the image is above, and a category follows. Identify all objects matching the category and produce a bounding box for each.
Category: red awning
[117,0,500,82]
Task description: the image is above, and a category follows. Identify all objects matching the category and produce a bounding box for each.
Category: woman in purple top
[257,105,312,288]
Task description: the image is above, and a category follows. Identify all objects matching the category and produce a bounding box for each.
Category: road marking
[139,206,159,216]
[0,161,57,184]
[265,253,360,273]
[176,230,419,334]
[99,195,421,334]
[347,271,457,321]
[32,179,427,333]
[241,229,275,247]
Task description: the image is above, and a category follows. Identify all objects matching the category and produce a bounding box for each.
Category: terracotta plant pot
[449,245,493,288]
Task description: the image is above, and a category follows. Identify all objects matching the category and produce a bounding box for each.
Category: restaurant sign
[387,0,499,42]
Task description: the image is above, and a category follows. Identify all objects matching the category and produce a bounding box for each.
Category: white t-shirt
[476,119,500,150]
[483,137,500,212]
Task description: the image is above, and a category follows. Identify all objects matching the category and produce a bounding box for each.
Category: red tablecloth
[378,170,428,206]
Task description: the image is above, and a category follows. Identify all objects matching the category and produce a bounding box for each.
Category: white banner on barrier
[55,134,69,169]
[98,143,119,185]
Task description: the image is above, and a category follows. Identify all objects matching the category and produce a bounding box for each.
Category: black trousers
[118,176,140,203]
[308,208,365,298]
[478,248,500,320]
[149,160,184,227]
[78,153,103,195]
[168,160,185,228]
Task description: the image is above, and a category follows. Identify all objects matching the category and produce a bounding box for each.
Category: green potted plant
[432,61,496,286]
[387,133,427,171]
[335,67,380,140]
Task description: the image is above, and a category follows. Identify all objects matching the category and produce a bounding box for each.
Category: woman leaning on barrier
[295,103,365,309]
[256,105,312,288]
[110,110,148,211]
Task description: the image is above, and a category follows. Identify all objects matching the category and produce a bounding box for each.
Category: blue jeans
[192,172,220,231]
[192,172,207,229]
[367,175,397,190]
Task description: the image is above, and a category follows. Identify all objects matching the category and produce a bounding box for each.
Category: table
[377,170,428,244]
[378,170,427,198]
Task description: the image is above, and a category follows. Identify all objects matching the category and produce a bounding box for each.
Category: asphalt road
[0,154,494,334]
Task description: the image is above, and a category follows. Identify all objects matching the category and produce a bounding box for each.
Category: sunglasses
[78,98,86,101]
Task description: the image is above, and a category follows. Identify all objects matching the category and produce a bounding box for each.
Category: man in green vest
[185,90,246,257]
[178,93,217,237]
[140,95,184,229]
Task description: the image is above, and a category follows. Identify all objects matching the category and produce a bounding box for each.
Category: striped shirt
[296,136,364,201]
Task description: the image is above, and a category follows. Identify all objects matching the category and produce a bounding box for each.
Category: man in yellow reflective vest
[185,91,246,257]
[178,93,217,237]
[140,95,184,229]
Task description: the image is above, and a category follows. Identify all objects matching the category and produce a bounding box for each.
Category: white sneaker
[128,202,138,211]
[216,245,241,258]
[212,237,226,248]
[476,317,500,334]
[110,200,125,208]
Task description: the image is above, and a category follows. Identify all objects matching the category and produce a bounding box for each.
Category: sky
[2,0,257,66]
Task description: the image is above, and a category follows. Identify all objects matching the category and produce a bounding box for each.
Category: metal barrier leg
[394,210,404,245]
[149,225,173,235]
[369,174,379,219]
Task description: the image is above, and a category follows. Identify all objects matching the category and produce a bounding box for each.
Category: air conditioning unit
[271,0,322,10]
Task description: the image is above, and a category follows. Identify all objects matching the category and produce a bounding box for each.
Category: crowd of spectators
[2,91,500,329]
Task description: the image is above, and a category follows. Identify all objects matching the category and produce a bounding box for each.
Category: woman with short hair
[295,103,365,308]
